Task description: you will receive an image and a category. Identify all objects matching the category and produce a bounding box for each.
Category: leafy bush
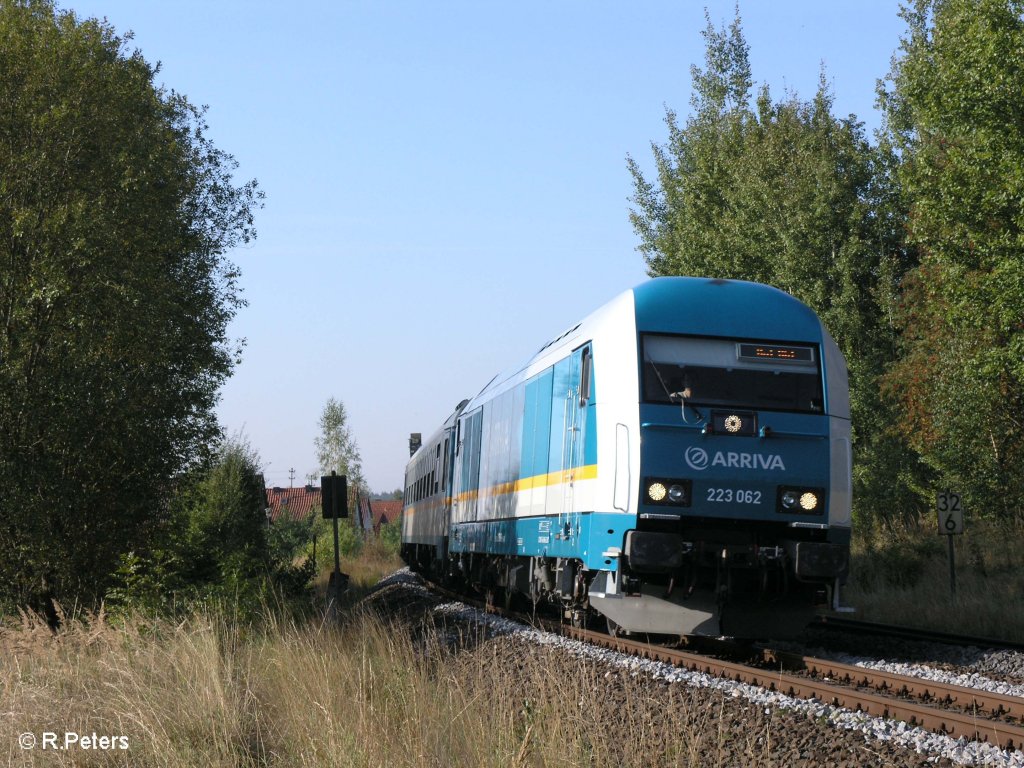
[379,520,401,555]
[105,437,315,617]
[310,516,364,565]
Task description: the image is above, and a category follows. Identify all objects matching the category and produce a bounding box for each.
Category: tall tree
[880,0,1024,520]
[628,12,919,522]
[315,397,366,493]
[0,1,261,609]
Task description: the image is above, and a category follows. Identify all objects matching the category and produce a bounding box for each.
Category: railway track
[425,578,1024,752]
[760,645,1024,723]
[811,615,1024,653]
[557,625,1024,751]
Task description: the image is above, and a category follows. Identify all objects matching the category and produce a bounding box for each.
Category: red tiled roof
[353,497,403,533]
[371,500,401,530]
[267,486,320,523]
[267,487,403,533]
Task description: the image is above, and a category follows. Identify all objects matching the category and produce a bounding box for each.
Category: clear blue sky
[65,1,906,492]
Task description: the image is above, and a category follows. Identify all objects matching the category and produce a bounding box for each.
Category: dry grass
[338,537,405,595]
[1,607,261,767]
[0,607,777,768]
[12,522,1020,767]
[311,536,404,610]
[0,545,782,768]
[844,515,1024,642]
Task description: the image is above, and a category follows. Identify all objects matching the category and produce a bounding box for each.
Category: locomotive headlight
[777,486,825,514]
[644,478,692,507]
[799,492,819,511]
[648,482,667,502]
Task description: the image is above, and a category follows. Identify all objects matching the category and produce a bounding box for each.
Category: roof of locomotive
[632,277,824,341]
[464,276,827,408]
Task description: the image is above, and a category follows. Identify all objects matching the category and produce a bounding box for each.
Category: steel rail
[760,647,1024,723]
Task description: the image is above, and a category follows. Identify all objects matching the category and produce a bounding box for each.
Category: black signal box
[321,473,348,519]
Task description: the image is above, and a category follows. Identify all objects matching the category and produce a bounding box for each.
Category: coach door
[555,345,590,544]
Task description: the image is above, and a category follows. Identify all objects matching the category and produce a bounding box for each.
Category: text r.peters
[40,732,129,750]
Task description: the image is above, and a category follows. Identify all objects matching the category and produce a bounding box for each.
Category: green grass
[842,515,1024,642]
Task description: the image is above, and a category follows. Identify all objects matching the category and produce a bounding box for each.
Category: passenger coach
[402,277,851,639]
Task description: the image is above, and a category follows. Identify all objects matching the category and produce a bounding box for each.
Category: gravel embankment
[783,628,1024,694]
[360,570,1024,768]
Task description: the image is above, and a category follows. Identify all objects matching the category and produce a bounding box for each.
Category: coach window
[441,437,450,490]
[435,445,441,493]
[579,346,592,406]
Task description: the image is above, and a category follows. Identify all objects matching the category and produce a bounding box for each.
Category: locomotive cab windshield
[641,334,824,414]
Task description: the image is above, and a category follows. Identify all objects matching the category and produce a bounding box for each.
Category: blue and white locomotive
[402,277,851,638]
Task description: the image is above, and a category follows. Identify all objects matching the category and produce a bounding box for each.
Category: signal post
[937,489,964,595]
[322,471,349,618]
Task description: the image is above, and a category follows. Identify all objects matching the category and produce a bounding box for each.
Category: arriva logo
[685,448,786,472]
[684,447,709,470]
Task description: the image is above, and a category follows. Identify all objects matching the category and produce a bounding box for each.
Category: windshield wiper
[672,391,704,424]
[645,355,705,423]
